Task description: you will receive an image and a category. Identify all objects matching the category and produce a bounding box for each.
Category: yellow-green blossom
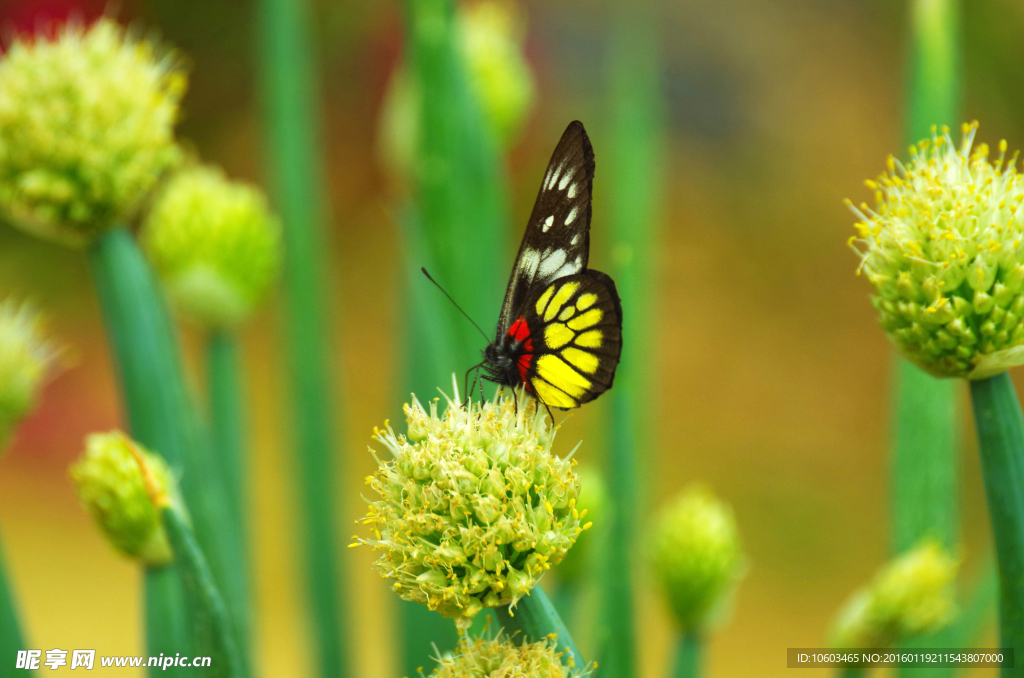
[556,466,607,585]
[649,485,745,632]
[850,122,1024,378]
[378,0,535,180]
[0,300,61,451]
[142,165,281,329]
[0,19,185,246]
[70,431,175,566]
[427,634,573,678]
[356,385,587,629]
[830,540,958,648]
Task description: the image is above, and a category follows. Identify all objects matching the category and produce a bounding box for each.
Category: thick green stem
[0,535,25,678]
[88,227,248,677]
[969,373,1024,676]
[672,632,701,678]
[88,227,197,675]
[602,6,663,678]
[161,505,242,678]
[255,0,347,675]
[207,333,245,536]
[494,587,584,671]
[206,332,251,668]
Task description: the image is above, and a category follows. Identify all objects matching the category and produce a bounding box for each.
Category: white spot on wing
[542,215,554,233]
[575,256,583,269]
[546,163,564,190]
[567,183,578,199]
[565,206,579,225]
[518,248,541,282]
[558,167,576,191]
[552,262,577,279]
[537,249,567,280]
[571,234,581,246]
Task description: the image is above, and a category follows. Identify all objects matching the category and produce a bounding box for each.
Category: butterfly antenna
[421,268,491,342]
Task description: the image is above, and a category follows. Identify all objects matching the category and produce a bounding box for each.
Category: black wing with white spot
[496,121,595,339]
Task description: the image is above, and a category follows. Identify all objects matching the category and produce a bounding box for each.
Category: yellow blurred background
[2,0,1024,675]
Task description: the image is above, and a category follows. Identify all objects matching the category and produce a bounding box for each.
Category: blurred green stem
[602,5,663,678]
[969,373,1024,676]
[673,633,701,678]
[206,332,251,667]
[88,227,197,675]
[256,0,347,674]
[0,535,25,678]
[494,587,583,671]
[161,504,242,678]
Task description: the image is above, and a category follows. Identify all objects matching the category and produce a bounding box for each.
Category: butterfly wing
[519,270,622,409]
[496,121,596,339]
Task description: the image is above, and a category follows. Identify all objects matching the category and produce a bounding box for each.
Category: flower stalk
[969,373,1024,671]
[255,0,348,673]
[0,536,25,677]
[673,633,701,678]
[494,587,584,671]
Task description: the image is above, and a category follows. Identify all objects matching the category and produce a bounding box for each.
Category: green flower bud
[830,540,958,648]
[428,634,573,678]
[850,122,1024,378]
[556,466,607,585]
[0,19,185,246]
[356,386,586,629]
[0,300,61,452]
[378,0,536,181]
[142,165,281,329]
[69,431,175,566]
[649,485,746,632]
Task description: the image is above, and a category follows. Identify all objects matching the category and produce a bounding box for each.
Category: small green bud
[378,0,536,181]
[69,431,175,566]
[142,165,281,329]
[0,19,185,246]
[649,485,746,632]
[0,300,61,452]
[356,385,584,629]
[556,466,607,585]
[851,123,1024,378]
[429,634,575,678]
[830,540,958,648]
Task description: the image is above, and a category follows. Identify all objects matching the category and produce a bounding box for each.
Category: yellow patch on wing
[558,306,575,322]
[545,322,574,350]
[576,293,597,310]
[568,308,603,330]
[544,282,580,322]
[534,286,555,316]
[562,347,599,374]
[536,355,591,397]
[575,330,603,348]
[532,379,576,408]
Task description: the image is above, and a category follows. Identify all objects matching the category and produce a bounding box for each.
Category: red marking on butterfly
[507,317,534,384]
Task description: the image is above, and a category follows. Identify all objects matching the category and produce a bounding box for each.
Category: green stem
[205,332,251,668]
[969,373,1024,676]
[673,632,701,678]
[207,333,245,537]
[88,227,197,674]
[161,505,242,678]
[255,0,347,675]
[494,586,583,672]
[602,5,663,678]
[0,534,26,678]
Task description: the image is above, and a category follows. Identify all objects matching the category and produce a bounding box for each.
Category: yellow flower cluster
[0,300,60,451]
[0,19,184,245]
[427,634,572,678]
[357,386,586,628]
[851,122,1024,378]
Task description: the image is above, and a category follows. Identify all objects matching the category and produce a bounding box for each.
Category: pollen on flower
[850,122,1024,378]
[426,633,581,678]
[355,382,584,629]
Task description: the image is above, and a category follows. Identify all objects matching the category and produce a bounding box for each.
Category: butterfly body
[482,121,622,410]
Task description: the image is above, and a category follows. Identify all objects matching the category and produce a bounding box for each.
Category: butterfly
[482,120,622,409]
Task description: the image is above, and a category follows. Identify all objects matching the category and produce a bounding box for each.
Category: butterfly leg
[464,361,485,406]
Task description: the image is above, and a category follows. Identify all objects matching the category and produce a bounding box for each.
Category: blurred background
[1,0,1023,675]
